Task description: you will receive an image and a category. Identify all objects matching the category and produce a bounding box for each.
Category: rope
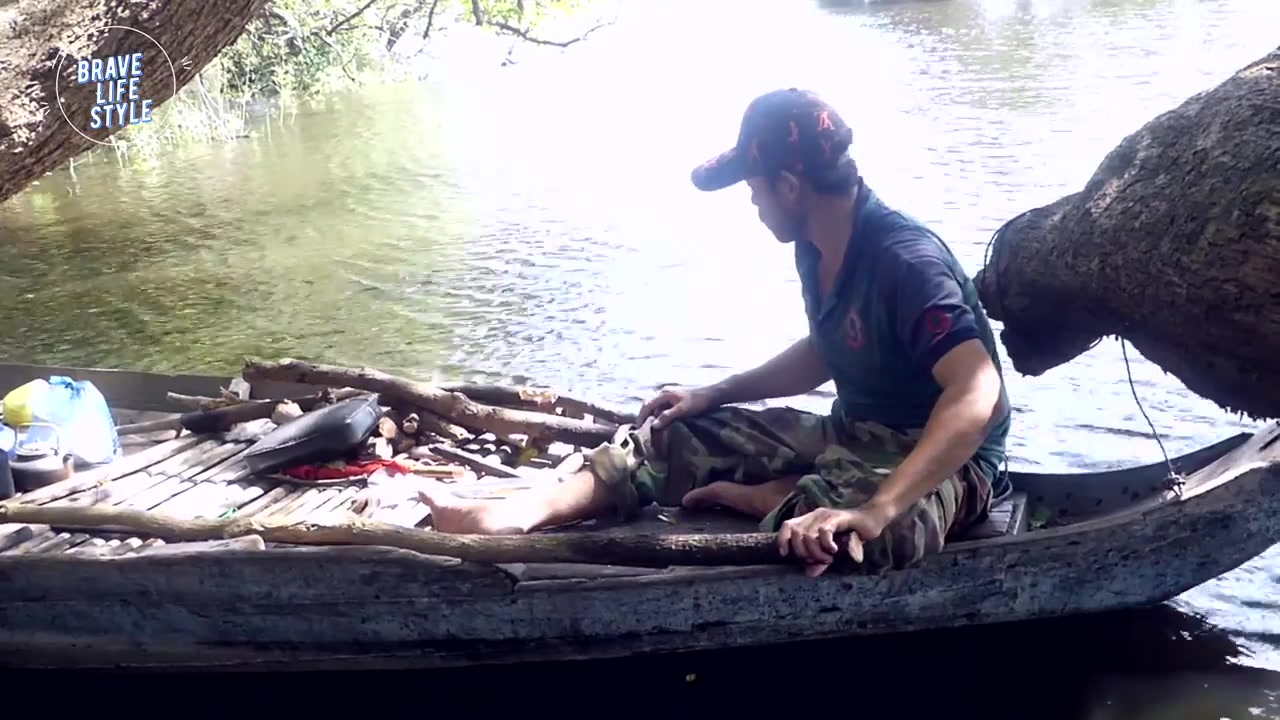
[1120,337,1182,488]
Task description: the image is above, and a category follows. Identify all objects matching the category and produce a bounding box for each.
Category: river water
[2,0,1279,713]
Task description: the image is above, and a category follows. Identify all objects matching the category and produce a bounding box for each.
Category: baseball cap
[690,88,854,192]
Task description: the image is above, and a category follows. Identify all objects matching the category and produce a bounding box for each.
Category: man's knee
[786,451,956,574]
[868,504,947,572]
[590,418,715,515]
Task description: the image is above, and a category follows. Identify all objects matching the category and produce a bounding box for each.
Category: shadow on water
[5,606,1279,717]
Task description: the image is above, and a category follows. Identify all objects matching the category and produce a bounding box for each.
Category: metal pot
[12,423,73,492]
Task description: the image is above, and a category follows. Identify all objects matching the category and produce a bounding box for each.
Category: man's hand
[636,386,720,430]
[777,504,895,577]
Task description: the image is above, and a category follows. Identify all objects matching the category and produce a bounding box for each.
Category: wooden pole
[0,503,864,569]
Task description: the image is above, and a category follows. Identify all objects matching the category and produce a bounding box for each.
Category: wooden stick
[165,392,241,410]
[0,503,865,568]
[242,358,619,446]
[427,444,524,479]
[439,383,637,426]
[165,387,367,411]
[7,434,210,507]
[116,417,186,437]
[413,410,471,443]
[116,387,374,437]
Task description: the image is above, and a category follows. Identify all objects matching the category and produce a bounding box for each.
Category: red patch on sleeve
[844,309,865,350]
[924,308,952,342]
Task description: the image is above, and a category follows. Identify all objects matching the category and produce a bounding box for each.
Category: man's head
[690,88,860,244]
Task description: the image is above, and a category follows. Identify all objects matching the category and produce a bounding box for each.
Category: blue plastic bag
[0,424,14,461]
[28,376,121,466]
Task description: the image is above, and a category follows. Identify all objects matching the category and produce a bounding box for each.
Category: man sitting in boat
[419,88,1013,577]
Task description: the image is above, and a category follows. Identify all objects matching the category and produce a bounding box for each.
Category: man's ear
[774,170,801,205]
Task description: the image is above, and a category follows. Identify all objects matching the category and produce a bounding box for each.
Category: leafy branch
[467,0,614,48]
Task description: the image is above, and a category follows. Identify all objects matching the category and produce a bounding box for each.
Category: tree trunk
[974,45,1280,420]
[0,0,268,204]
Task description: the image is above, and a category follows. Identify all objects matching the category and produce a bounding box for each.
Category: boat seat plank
[956,492,1028,541]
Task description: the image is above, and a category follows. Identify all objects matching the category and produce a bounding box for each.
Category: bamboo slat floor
[0,419,594,558]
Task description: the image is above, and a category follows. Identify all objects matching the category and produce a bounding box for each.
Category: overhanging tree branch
[327,0,382,35]
[486,17,611,47]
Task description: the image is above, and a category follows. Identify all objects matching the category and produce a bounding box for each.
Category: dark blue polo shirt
[796,185,1012,497]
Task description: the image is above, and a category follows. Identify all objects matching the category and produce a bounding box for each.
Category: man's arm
[705,335,832,405]
[861,236,1006,524]
[863,340,1004,522]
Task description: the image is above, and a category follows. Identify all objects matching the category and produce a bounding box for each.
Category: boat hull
[0,360,1274,672]
[0,460,1275,672]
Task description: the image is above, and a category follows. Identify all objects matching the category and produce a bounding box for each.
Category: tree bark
[241,358,620,447]
[0,0,268,204]
[974,45,1280,420]
[0,502,864,569]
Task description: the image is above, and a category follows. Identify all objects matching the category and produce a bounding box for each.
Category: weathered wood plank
[0,483,1274,673]
[0,363,232,412]
[957,492,1028,540]
[135,537,267,556]
[0,546,515,603]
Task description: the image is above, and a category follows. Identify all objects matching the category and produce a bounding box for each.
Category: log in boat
[0,359,1276,672]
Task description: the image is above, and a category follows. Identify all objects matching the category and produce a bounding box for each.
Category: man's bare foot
[681,477,799,520]
[417,481,533,535]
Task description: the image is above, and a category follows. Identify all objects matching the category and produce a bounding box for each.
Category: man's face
[746,173,806,244]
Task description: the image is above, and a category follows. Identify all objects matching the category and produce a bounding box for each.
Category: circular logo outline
[52,25,178,147]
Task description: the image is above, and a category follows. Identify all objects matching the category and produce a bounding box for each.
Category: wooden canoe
[0,360,1275,672]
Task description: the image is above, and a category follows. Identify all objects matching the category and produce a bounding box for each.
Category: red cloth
[279,458,416,481]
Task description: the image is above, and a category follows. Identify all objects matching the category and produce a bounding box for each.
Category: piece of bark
[401,413,420,435]
[0,503,863,570]
[414,410,470,443]
[270,401,303,426]
[243,359,618,446]
[376,417,399,440]
[440,383,637,425]
[375,413,417,455]
[973,45,1280,420]
[363,437,394,461]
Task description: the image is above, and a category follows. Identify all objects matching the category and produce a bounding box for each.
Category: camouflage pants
[594,406,993,574]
